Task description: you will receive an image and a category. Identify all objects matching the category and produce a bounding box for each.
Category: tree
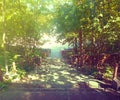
[0,0,57,72]
[0,0,41,72]
[84,0,120,54]
[55,0,94,65]
[1,0,9,74]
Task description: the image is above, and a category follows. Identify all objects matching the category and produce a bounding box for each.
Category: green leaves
[55,0,120,54]
[0,0,120,55]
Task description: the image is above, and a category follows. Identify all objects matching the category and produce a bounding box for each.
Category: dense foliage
[55,0,120,55]
[0,0,53,74]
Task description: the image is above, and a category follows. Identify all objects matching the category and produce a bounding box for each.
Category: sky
[41,33,68,49]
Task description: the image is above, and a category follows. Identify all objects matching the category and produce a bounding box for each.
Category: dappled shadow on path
[12,58,94,89]
[1,58,120,100]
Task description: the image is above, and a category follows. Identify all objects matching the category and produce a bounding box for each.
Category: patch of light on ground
[57,81,65,85]
[88,81,99,88]
[60,71,70,75]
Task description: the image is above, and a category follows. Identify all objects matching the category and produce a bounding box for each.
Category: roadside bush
[0,82,9,91]
[103,66,114,80]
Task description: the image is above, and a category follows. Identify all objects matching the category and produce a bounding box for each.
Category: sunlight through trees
[0,0,120,92]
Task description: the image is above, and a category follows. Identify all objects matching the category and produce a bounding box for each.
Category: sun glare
[41,34,68,49]
[41,34,57,48]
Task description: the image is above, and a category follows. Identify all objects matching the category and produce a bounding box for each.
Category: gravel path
[0,58,120,100]
[10,58,100,89]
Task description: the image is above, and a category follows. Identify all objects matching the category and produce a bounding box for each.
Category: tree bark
[113,63,119,79]
[74,37,78,54]
[0,68,3,82]
[2,0,9,74]
[78,31,83,66]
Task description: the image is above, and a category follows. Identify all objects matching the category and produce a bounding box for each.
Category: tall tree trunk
[0,68,3,82]
[2,0,9,74]
[74,37,78,54]
[113,63,119,79]
[91,30,96,55]
[79,31,83,66]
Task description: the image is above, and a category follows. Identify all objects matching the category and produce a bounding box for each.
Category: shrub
[103,66,114,80]
[0,82,9,91]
